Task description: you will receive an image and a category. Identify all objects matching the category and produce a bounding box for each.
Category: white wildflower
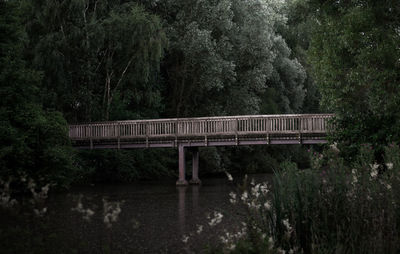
[352,174,358,185]
[228,244,236,250]
[103,199,123,228]
[220,233,229,244]
[259,183,269,195]
[370,168,378,178]
[241,191,248,201]
[33,207,47,217]
[84,209,95,221]
[248,200,261,210]
[71,195,95,221]
[251,186,260,198]
[330,142,339,152]
[182,235,189,243]
[386,163,393,170]
[0,179,18,208]
[268,237,274,250]
[208,211,223,227]
[277,247,286,254]
[264,201,271,210]
[225,171,233,181]
[229,192,237,204]
[282,219,292,231]
[196,225,203,234]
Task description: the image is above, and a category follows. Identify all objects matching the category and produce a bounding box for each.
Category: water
[7,174,272,253]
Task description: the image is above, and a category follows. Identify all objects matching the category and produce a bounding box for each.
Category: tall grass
[221,143,400,254]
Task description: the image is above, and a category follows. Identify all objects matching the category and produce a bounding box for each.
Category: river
[3,174,272,254]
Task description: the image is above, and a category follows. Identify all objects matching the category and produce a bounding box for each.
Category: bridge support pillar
[189,147,201,185]
[176,144,188,186]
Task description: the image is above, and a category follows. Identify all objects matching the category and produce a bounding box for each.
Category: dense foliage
[0,1,75,188]
[26,0,167,122]
[308,0,400,158]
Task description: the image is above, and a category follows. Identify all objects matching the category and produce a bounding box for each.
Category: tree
[26,0,167,122]
[151,0,307,117]
[308,0,400,157]
[0,0,74,188]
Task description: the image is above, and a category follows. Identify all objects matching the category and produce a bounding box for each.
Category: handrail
[69,114,334,140]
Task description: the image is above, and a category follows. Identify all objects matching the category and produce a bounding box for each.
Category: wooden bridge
[69,114,333,185]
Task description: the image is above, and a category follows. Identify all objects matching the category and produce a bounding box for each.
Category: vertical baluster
[321,117,324,131]
[282,118,285,132]
[263,118,266,132]
[278,118,280,131]
[269,118,272,132]
[149,122,152,136]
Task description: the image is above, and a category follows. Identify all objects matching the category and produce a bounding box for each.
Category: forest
[1,0,325,187]
[1,0,400,253]
[2,0,398,187]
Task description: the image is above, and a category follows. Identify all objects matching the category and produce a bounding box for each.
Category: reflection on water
[39,174,271,253]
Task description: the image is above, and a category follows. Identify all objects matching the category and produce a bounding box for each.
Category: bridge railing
[69,114,334,140]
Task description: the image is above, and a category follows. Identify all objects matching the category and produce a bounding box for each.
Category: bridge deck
[69,114,333,149]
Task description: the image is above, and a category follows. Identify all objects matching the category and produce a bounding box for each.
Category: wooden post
[117,122,120,149]
[189,147,201,184]
[235,118,239,145]
[176,144,188,186]
[90,125,93,149]
[145,122,149,148]
[175,120,178,148]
